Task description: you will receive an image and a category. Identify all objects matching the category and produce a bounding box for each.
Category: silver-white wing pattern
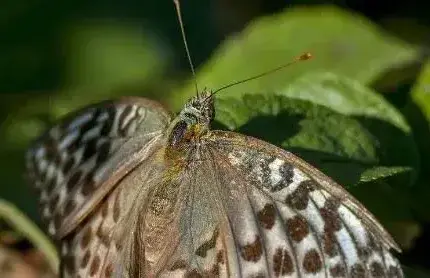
[25,97,171,239]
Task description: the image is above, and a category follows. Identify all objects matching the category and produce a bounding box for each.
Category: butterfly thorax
[166,90,215,151]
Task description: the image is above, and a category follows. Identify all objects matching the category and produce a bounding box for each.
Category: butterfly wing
[25,97,171,239]
[59,153,166,278]
[138,130,403,277]
[205,130,404,277]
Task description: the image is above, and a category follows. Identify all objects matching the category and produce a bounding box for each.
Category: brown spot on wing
[370,261,385,277]
[302,249,322,273]
[322,230,338,257]
[210,263,220,276]
[286,215,309,242]
[217,251,225,265]
[169,260,188,271]
[185,269,203,278]
[105,263,113,277]
[195,228,219,258]
[257,203,276,229]
[241,236,263,262]
[89,255,101,276]
[320,198,342,232]
[320,198,342,257]
[285,180,315,210]
[273,248,294,276]
[351,264,365,278]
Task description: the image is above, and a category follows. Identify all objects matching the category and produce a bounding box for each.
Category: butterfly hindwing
[205,130,403,277]
[25,97,171,239]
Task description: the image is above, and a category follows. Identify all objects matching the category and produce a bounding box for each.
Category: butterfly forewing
[59,149,167,278]
[25,97,171,239]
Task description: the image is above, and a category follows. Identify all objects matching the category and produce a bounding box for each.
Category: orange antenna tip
[298,52,312,61]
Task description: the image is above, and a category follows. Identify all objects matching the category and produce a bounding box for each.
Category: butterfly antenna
[173,0,199,96]
[205,52,312,101]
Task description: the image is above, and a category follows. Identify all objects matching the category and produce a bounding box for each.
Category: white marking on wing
[48,221,56,235]
[38,159,48,173]
[111,106,125,136]
[46,164,56,181]
[58,130,79,150]
[309,190,326,208]
[121,105,137,130]
[269,158,284,185]
[35,147,46,160]
[335,227,358,267]
[275,168,310,199]
[81,125,103,142]
[96,112,109,123]
[338,205,367,247]
[302,193,325,234]
[67,111,94,130]
[42,206,51,218]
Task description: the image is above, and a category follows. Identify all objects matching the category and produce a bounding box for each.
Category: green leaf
[410,58,430,122]
[282,72,410,132]
[358,166,414,184]
[403,59,430,222]
[282,73,419,183]
[173,5,419,109]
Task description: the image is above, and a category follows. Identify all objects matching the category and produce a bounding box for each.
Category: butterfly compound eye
[169,121,188,147]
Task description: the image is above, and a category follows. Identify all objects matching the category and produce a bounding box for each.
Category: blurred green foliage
[1,1,430,276]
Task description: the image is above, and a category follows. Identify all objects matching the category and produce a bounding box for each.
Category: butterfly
[25,1,404,277]
[25,89,404,277]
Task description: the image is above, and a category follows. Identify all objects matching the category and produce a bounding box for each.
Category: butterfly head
[182,90,215,124]
[167,90,215,148]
